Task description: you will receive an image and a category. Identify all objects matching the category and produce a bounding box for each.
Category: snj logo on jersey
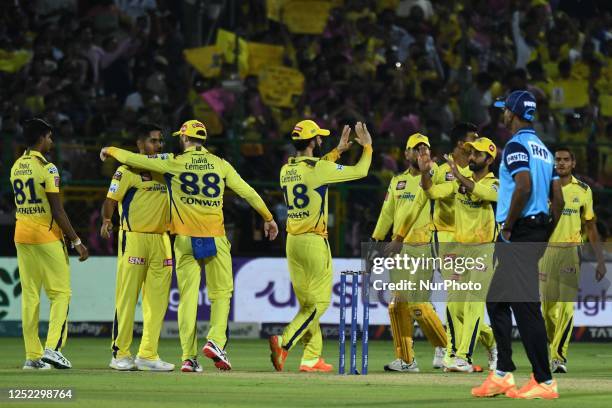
[128,257,146,265]
[163,259,174,267]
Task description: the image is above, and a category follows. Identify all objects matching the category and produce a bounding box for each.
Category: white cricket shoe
[433,346,445,369]
[109,356,135,371]
[202,340,232,371]
[551,359,567,373]
[42,348,72,369]
[445,357,474,373]
[384,358,420,372]
[181,358,203,373]
[23,359,51,370]
[487,346,498,371]
[135,357,175,372]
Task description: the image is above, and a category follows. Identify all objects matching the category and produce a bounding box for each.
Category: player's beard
[312,143,322,158]
[469,160,486,172]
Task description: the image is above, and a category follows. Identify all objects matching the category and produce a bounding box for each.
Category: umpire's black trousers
[487,214,553,383]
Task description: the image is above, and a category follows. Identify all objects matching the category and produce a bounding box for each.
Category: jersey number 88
[179,172,221,198]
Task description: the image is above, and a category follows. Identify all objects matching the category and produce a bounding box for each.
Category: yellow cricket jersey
[426,172,499,243]
[106,146,273,237]
[10,150,63,244]
[280,145,372,237]
[432,159,471,233]
[372,164,438,244]
[549,176,595,243]
[106,165,170,234]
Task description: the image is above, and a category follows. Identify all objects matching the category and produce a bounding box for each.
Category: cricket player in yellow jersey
[420,137,499,373]
[10,118,89,370]
[101,120,278,372]
[372,133,448,372]
[433,123,479,243]
[100,123,174,371]
[540,147,606,374]
[269,120,372,372]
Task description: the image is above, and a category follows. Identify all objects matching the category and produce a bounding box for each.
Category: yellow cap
[406,133,430,149]
[465,137,497,159]
[172,120,208,140]
[291,120,330,140]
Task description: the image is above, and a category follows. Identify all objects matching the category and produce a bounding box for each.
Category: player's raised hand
[354,122,372,146]
[417,147,433,173]
[444,153,460,178]
[264,219,279,241]
[74,242,89,262]
[100,219,113,239]
[100,147,110,161]
[336,125,353,154]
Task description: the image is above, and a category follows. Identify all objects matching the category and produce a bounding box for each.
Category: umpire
[472,91,564,400]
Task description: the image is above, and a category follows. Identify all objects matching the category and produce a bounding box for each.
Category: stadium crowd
[1,0,612,255]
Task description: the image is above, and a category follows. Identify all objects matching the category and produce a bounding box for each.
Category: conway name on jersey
[11,149,62,243]
[104,146,272,236]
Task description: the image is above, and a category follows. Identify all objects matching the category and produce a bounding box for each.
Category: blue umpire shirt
[496,127,558,223]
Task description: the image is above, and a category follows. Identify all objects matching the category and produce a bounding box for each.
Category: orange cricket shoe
[269,335,288,372]
[507,374,559,400]
[299,358,333,373]
[471,371,516,397]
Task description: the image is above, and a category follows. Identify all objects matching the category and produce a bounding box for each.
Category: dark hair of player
[23,118,53,147]
[450,122,478,147]
[135,123,163,143]
[555,146,575,161]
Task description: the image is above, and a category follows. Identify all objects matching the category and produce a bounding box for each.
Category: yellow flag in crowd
[184,46,224,78]
[258,65,305,107]
[267,0,341,22]
[0,49,32,73]
[216,29,249,75]
[549,78,589,109]
[281,1,333,34]
[247,42,285,76]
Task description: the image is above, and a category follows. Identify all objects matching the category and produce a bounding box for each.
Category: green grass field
[0,338,611,407]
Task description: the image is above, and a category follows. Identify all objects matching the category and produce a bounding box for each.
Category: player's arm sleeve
[396,191,428,238]
[42,163,61,193]
[106,147,171,174]
[106,166,132,201]
[472,178,499,202]
[315,145,372,184]
[583,187,596,222]
[425,182,454,199]
[224,160,273,221]
[372,181,395,241]
[321,148,341,163]
[503,142,530,177]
